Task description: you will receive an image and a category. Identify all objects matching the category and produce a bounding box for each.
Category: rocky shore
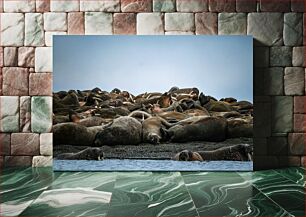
[53,87,253,161]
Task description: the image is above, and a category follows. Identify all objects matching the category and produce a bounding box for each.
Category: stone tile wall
[0,0,305,169]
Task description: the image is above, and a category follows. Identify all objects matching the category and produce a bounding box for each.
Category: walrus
[172,150,203,161]
[142,116,172,144]
[93,116,142,146]
[173,144,253,161]
[168,116,227,142]
[56,147,104,160]
[227,118,253,138]
[157,92,172,108]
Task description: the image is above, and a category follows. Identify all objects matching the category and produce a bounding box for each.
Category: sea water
[53,159,253,171]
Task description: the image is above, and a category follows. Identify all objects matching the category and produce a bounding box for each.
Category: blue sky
[53,35,253,102]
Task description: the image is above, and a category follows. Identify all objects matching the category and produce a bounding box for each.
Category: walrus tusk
[98,155,101,161]
[247,153,252,161]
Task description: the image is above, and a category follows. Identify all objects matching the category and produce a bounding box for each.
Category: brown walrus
[173,144,253,162]
[172,150,203,161]
[142,116,172,144]
[56,147,104,160]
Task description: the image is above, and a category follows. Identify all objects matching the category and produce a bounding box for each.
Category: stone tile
[271,96,293,133]
[31,96,52,133]
[253,138,268,156]
[247,13,283,46]
[2,67,29,96]
[11,133,39,155]
[68,12,85,35]
[254,68,265,96]
[35,47,53,72]
[292,47,305,67]
[288,133,305,155]
[260,0,290,12]
[254,47,269,67]
[278,156,301,167]
[208,0,235,12]
[0,47,3,67]
[270,46,292,67]
[218,13,247,35]
[29,73,52,96]
[0,0,3,12]
[254,101,271,137]
[32,156,52,167]
[302,157,305,167]
[25,13,44,46]
[165,13,195,31]
[121,0,152,12]
[137,13,164,35]
[4,47,18,66]
[153,0,175,12]
[3,0,35,12]
[36,0,50,12]
[0,133,11,155]
[0,13,25,46]
[80,0,120,12]
[253,156,279,170]
[44,12,67,31]
[294,96,305,113]
[284,13,303,46]
[294,114,306,132]
[45,32,67,46]
[284,67,305,95]
[4,156,33,167]
[165,31,195,35]
[0,96,19,132]
[236,0,256,12]
[20,96,31,133]
[264,67,284,95]
[85,12,113,34]
[176,0,207,12]
[268,136,288,156]
[40,133,53,156]
[195,12,217,35]
[0,68,2,95]
[18,47,35,67]
[113,13,136,35]
[51,0,79,12]
[291,0,304,12]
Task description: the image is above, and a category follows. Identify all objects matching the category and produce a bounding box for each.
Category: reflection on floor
[0,167,305,216]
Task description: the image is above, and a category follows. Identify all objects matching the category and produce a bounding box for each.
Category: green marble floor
[0,167,305,216]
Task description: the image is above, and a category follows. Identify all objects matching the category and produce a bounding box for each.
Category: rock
[29,73,52,96]
[218,13,247,35]
[137,13,164,35]
[195,12,217,35]
[153,0,175,12]
[36,0,50,12]
[208,0,235,12]
[85,12,113,34]
[31,96,52,133]
[18,47,35,67]
[25,13,44,46]
[20,96,31,132]
[11,133,40,155]
[4,47,18,66]
[32,156,52,167]
[292,46,305,67]
[260,0,290,12]
[35,47,53,72]
[270,46,292,67]
[169,116,227,142]
[284,67,305,95]
[284,13,303,46]
[2,67,29,96]
[247,13,283,46]
[0,13,24,46]
[44,12,67,31]
[236,0,256,12]
[80,0,120,12]
[227,118,253,138]
[288,133,305,155]
[291,0,304,12]
[264,67,284,95]
[176,0,207,12]
[0,134,10,155]
[0,96,19,132]
[94,116,142,146]
[4,156,33,167]
[165,13,195,31]
[113,13,136,35]
[294,96,305,113]
[50,0,79,12]
[40,133,53,155]
[3,0,35,12]
[121,0,152,12]
[294,114,306,132]
[271,96,293,133]
[68,12,84,35]
[53,123,103,146]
